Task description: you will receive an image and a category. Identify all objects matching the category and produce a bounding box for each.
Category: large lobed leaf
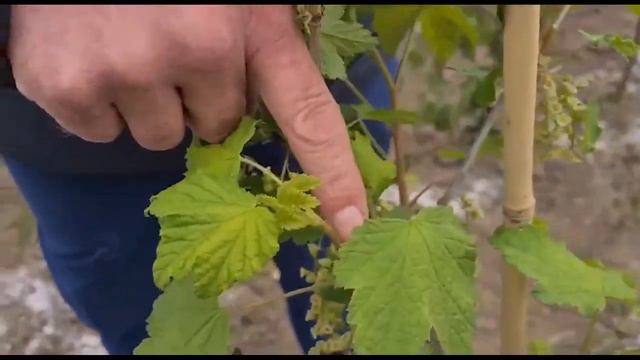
[334,207,476,355]
[148,173,280,298]
[147,117,281,298]
[491,222,637,316]
[134,277,230,355]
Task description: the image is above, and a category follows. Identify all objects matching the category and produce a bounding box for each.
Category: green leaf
[321,8,378,59]
[323,5,345,22]
[317,5,377,80]
[185,117,256,177]
[382,206,414,220]
[134,278,230,355]
[257,173,323,232]
[319,37,347,80]
[371,5,424,54]
[580,30,640,60]
[366,109,420,125]
[626,5,640,16]
[580,103,602,153]
[478,132,503,158]
[491,223,637,316]
[334,207,476,355]
[350,131,396,202]
[351,103,419,125]
[147,173,280,297]
[419,5,478,64]
[528,339,553,355]
[473,68,502,107]
[437,147,466,161]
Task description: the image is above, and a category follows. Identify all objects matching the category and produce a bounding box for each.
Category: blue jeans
[4,55,397,355]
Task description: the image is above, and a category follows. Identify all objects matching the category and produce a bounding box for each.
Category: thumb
[246,6,367,241]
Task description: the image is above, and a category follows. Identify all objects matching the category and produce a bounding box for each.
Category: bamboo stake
[500,5,540,355]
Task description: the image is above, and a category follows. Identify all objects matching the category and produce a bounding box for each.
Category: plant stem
[280,150,291,180]
[342,78,386,157]
[540,5,572,54]
[437,100,502,205]
[408,183,433,209]
[343,79,370,105]
[307,5,324,68]
[500,5,540,355]
[614,18,640,100]
[579,313,599,354]
[394,23,416,85]
[232,285,315,316]
[240,156,283,186]
[370,48,409,207]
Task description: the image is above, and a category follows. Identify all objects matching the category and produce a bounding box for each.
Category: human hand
[8,5,366,240]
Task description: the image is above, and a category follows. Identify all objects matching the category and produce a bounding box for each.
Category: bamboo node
[503,204,536,226]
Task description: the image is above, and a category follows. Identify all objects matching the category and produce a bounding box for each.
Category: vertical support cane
[500,5,540,355]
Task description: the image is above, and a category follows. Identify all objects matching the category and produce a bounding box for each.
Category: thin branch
[342,79,370,105]
[280,150,291,180]
[614,18,640,100]
[394,24,417,85]
[231,285,315,316]
[579,313,599,354]
[307,5,324,68]
[341,79,386,157]
[437,99,503,205]
[241,156,283,186]
[370,48,409,207]
[408,183,433,209]
[540,5,572,54]
[370,49,397,96]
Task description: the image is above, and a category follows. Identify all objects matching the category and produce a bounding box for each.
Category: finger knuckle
[180,29,237,73]
[135,127,184,151]
[44,71,104,110]
[287,91,341,153]
[76,124,123,143]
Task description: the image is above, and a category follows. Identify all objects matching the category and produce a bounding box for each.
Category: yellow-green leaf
[185,117,256,177]
[147,173,280,297]
[257,173,323,232]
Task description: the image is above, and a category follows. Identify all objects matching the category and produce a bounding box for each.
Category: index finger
[246,6,367,241]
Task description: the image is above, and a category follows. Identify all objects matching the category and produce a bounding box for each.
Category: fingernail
[332,206,364,242]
